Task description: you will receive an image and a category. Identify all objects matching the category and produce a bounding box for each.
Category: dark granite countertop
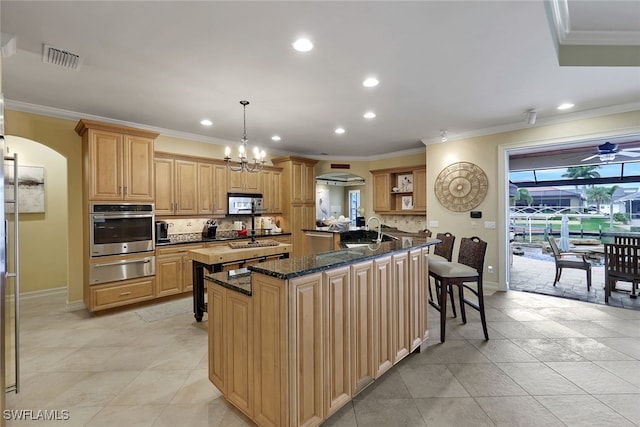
[205,268,253,296]
[155,231,291,247]
[249,237,439,280]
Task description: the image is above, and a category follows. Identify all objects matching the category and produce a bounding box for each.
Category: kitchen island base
[206,243,432,427]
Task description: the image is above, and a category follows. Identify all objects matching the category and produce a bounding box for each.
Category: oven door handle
[91,213,154,220]
[94,257,154,267]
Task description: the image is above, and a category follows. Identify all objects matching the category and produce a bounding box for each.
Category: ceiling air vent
[42,44,81,70]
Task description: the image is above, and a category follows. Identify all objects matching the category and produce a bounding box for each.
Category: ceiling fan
[581,142,640,162]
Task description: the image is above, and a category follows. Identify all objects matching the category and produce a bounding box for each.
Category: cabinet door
[244,170,260,193]
[291,162,304,203]
[213,163,228,215]
[154,158,175,215]
[182,255,194,292]
[156,254,182,297]
[175,160,198,215]
[291,204,316,258]
[228,169,261,193]
[253,274,287,427]
[323,267,351,417]
[413,168,427,211]
[198,162,214,214]
[290,273,323,427]
[123,135,155,201]
[271,170,282,213]
[88,130,123,200]
[372,173,391,212]
[261,170,273,212]
[408,249,424,351]
[350,261,375,394]
[226,291,254,417]
[208,284,226,393]
[420,249,430,341]
[392,253,410,363]
[302,162,315,203]
[373,256,394,378]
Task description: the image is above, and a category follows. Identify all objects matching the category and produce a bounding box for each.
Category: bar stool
[428,236,488,343]
[428,232,456,314]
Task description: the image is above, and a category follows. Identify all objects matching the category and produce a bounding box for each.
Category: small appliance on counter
[155,220,170,243]
[203,219,218,238]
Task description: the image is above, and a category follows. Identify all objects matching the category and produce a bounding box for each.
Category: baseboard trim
[66,300,87,312]
[19,287,67,300]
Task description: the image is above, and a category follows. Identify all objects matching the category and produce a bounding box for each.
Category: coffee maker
[155,221,170,243]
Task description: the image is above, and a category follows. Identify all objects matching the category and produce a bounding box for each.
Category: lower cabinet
[90,277,155,311]
[208,247,429,427]
[156,244,203,296]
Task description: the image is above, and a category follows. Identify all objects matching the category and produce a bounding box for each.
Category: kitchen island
[205,236,438,427]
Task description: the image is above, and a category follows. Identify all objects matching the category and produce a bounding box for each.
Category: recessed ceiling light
[557,103,574,110]
[362,77,379,87]
[200,119,213,126]
[363,111,376,119]
[292,38,313,52]
[335,127,345,134]
[271,135,281,141]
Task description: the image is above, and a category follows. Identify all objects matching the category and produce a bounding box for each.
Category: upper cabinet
[261,167,283,214]
[227,168,260,194]
[370,165,426,215]
[76,120,158,202]
[155,152,227,216]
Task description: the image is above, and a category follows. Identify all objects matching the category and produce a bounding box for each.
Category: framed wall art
[5,165,45,213]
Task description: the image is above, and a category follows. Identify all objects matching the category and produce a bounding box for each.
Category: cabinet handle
[119,291,132,297]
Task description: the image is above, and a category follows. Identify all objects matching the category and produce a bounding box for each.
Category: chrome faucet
[366,216,382,243]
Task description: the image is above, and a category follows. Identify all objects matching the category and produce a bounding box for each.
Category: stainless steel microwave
[228,193,263,215]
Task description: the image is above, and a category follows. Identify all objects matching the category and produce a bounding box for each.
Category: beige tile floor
[6,287,640,426]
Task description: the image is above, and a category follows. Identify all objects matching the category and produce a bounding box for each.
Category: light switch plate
[429,220,439,228]
[484,221,496,229]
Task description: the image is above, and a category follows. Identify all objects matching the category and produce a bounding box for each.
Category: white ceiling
[1,1,639,160]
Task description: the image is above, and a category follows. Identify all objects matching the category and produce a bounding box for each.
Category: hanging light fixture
[224,100,266,173]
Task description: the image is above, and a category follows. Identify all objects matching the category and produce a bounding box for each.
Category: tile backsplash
[165,216,281,235]
[379,214,426,233]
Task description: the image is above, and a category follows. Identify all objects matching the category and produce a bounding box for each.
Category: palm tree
[606,185,620,227]
[515,188,533,206]
[586,186,610,212]
[562,166,601,208]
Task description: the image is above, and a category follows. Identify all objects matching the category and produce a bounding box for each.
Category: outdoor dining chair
[428,236,488,343]
[604,243,640,302]
[548,236,592,291]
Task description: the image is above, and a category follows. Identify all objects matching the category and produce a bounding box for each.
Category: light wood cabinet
[209,244,430,427]
[413,168,427,212]
[373,256,394,378]
[90,277,155,311]
[290,273,324,427]
[156,243,203,296]
[155,153,225,216]
[350,261,375,394]
[392,253,410,363]
[198,162,214,215]
[76,120,157,202]
[323,267,351,417]
[261,167,283,214]
[370,165,426,215]
[271,156,319,259]
[213,163,228,215]
[228,169,261,193]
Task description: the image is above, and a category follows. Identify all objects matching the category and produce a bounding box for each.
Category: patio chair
[604,243,640,302]
[548,236,592,291]
[428,232,456,314]
[428,236,489,343]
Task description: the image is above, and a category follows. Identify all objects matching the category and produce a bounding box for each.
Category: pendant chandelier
[224,100,266,173]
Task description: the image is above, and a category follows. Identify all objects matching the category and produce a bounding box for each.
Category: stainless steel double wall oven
[89,203,156,285]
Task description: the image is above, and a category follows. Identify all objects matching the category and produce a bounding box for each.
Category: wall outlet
[429,220,439,228]
[487,265,494,273]
[484,221,496,229]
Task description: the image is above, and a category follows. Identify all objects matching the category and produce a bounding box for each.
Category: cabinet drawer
[91,278,155,310]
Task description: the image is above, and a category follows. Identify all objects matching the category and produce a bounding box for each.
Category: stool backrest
[614,235,640,246]
[458,236,487,274]
[434,232,455,261]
